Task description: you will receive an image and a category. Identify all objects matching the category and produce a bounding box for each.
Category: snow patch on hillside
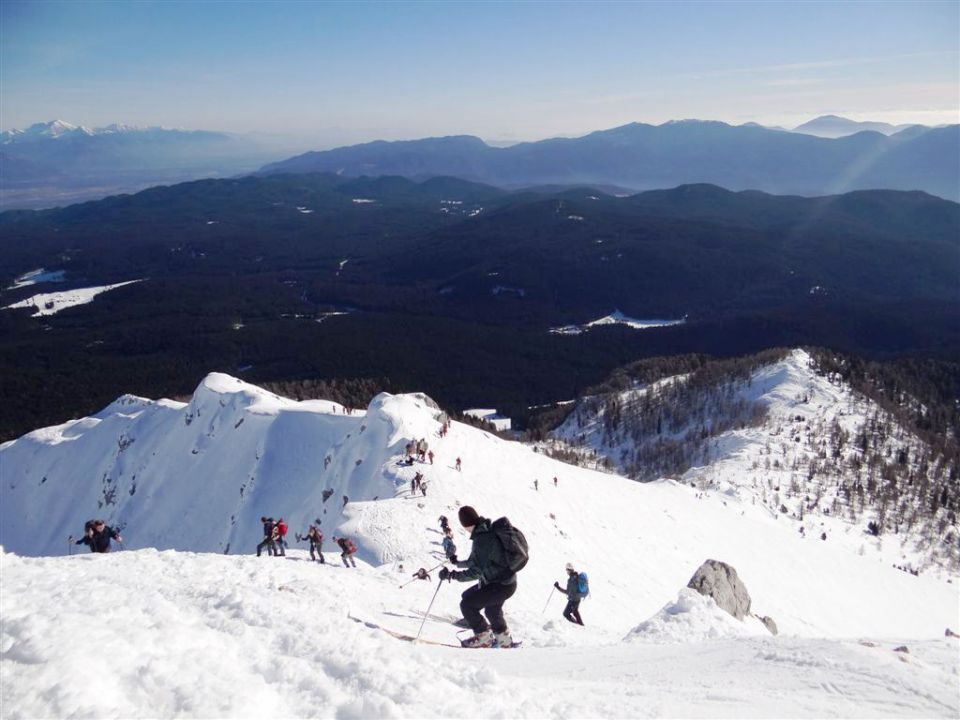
[3,279,144,316]
[5,268,66,290]
[550,310,686,334]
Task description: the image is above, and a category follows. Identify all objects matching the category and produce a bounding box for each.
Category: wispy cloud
[680,50,959,81]
[761,77,829,88]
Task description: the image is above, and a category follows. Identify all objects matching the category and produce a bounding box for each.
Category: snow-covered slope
[552,349,959,574]
[2,368,959,717]
[2,370,957,639]
[3,549,957,719]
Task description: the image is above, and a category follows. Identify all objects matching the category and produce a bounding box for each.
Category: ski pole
[541,586,556,614]
[415,578,444,642]
[399,563,443,589]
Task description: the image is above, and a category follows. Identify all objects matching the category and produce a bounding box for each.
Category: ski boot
[493,631,515,648]
[461,630,494,648]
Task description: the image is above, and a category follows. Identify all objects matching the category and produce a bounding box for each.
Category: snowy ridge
[552,349,959,574]
[2,367,959,717]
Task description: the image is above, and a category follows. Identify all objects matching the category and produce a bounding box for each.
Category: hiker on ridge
[72,520,121,553]
[305,525,325,563]
[257,516,277,557]
[334,536,358,568]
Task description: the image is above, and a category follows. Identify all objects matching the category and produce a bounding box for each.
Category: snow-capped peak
[1,120,93,142]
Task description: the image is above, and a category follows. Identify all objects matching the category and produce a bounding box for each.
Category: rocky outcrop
[687,559,752,620]
[759,615,779,635]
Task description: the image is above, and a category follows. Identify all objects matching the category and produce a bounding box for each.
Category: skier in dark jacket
[73,520,121,553]
[554,562,585,625]
[257,517,277,557]
[305,526,325,563]
[439,506,516,648]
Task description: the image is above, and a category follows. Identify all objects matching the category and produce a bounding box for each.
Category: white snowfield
[2,279,143,316]
[3,549,957,720]
[1,359,958,718]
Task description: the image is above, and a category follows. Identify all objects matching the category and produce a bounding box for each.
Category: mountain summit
[791,114,921,138]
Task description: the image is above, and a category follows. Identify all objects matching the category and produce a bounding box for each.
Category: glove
[554,581,561,590]
[449,554,458,564]
[439,567,455,582]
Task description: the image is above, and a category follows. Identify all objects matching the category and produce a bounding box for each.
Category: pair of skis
[348,614,521,649]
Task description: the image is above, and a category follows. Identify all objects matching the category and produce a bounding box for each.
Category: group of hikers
[431,505,588,647]
[533,477,559,491]
[256,516,289,556]
[404,438,433,465]
[68,410,588,647]
[411,471,429,496]
[69,501,587,646]
[256,517,359,568]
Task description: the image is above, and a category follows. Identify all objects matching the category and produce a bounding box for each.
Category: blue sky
[2,0,957,148]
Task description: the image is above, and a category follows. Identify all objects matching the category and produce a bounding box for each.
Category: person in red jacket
[273,518,288,557]
[334,536,357,568]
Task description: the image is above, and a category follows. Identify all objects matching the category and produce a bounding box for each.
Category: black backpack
[492,517,529,573]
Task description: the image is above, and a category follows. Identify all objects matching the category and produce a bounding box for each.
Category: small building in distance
[463,408,512,432]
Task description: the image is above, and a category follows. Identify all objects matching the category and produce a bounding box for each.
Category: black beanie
[458,506,480,527]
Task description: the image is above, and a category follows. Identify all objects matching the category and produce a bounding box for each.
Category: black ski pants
[563,599,584,625]
[310,541,325,562]
[256,538,276,556]
[460,581,516,635]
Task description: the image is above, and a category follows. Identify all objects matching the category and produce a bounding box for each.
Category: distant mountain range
[261,119,959,201]
[0,120,282,210]
[790,114,924,138]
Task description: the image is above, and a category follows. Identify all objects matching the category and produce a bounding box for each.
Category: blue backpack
[577,571,589,597]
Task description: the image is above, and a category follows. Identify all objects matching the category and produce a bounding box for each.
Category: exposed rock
[760,615,779,635]
[893,645,910,654]
[686,559,751,620]
[946,628,959,638]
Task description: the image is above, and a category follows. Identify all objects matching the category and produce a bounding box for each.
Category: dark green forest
[1,174,957,441]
